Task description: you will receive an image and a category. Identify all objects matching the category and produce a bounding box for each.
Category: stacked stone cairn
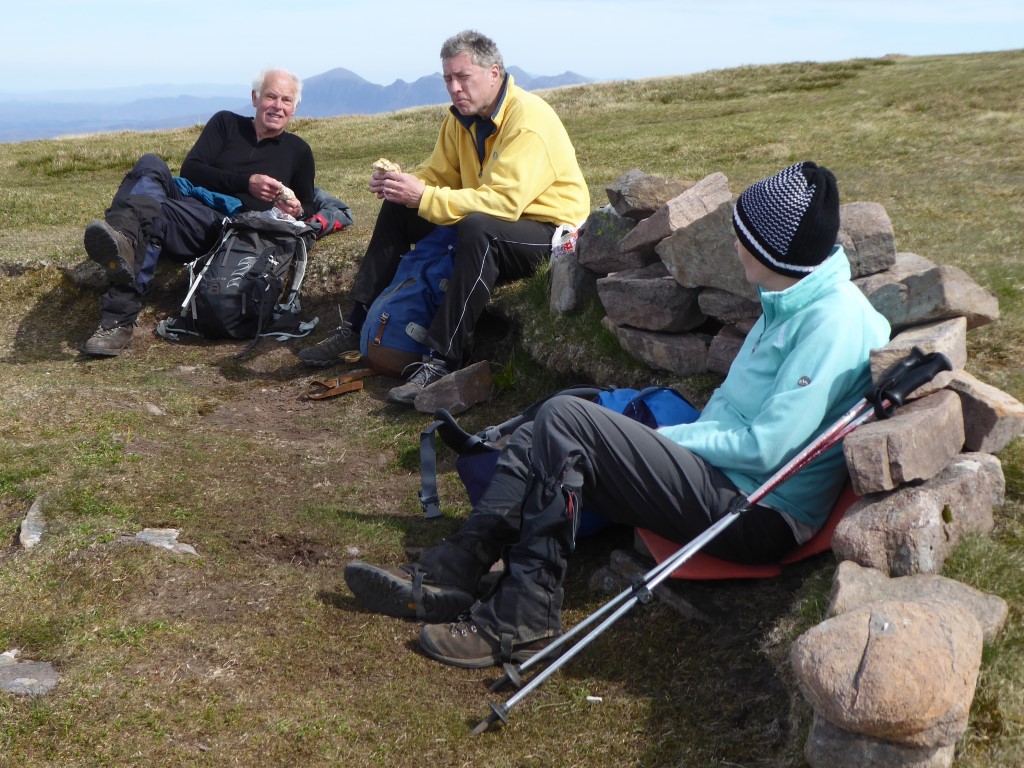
[562,169,1024,768]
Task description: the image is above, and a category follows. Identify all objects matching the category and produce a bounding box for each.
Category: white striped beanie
[732,161,840,278]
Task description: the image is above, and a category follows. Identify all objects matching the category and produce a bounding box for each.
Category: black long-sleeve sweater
[180,111,315,214]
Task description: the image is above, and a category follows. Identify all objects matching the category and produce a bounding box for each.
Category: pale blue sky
[5,0,1022,95]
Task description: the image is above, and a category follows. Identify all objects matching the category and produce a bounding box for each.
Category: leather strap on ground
[305,368,377,400]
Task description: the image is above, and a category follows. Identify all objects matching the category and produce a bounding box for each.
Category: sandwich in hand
[372,158,400,174]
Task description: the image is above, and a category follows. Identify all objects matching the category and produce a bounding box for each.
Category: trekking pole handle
[869,347,953,418]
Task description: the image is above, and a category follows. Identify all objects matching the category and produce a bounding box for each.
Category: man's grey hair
[440,30,505,76]
[252,69,303,106]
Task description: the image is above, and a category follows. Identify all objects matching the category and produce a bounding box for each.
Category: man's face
[442,52,502,117]
[252,73,297,138]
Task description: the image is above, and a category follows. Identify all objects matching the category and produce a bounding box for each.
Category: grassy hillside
[1,50,1022,767]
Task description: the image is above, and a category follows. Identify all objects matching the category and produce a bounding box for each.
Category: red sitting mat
[635,481,859,581]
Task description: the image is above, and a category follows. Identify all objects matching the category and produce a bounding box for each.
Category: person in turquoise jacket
[343,161,892,670]
[660,229,891,542]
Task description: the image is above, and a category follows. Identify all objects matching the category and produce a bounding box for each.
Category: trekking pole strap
[418,408,497,520]
[280,236,310,312]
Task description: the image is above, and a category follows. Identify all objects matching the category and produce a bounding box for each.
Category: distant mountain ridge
[0,67,593,143]
[299,66,591,117]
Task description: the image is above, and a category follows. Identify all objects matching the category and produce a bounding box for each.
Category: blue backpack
[359,226,458,376]
[418,386,700,535]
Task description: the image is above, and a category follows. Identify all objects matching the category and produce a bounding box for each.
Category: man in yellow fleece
[300,29,590,404]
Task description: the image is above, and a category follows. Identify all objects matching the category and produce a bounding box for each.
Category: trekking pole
[471,347,952,735]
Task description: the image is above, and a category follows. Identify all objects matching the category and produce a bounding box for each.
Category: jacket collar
[759,246,851,321]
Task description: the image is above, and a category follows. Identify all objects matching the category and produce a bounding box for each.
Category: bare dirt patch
[237,532,339,569]
[202,381,326,441]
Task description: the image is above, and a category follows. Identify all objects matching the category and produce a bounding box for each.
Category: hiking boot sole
[83,343,130,357]
[83,342,129,357]
[84,221,135,285]
[385,383,419,406]
[298,355,342,369]
[343,561,474,622]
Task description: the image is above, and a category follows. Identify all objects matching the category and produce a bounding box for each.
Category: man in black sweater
[82,69,316,357]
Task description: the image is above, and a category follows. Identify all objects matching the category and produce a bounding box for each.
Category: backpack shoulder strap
[180,220,233,311]
[418,407,504,519]
[277,232,311,312]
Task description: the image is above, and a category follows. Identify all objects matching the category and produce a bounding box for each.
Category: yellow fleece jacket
[414,76,590,227]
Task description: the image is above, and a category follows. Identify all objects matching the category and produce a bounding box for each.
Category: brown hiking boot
[83,325,133,357]
[418,619,553,669]
[84,220,136,285]
[343,561,475,622]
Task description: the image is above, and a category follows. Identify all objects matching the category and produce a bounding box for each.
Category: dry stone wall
[566,169,1024,768]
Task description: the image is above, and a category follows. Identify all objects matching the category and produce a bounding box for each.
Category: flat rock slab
[837,201,897,278]
[0,659,60,695]
[947,370,1024,453]
[827,561,1008,644]
[805,713,956,768]
[121,528,199,556]
[833,452,1003,576]
[19,496,46,549]
[414,360,492,416]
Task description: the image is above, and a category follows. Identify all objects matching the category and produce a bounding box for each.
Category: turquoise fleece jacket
[659,247,891,537]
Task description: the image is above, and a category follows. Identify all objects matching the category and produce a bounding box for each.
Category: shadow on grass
[559,551,831,766]
[317,588,360,613]
[314,481,833,762]
[448,529,832,762]
[5,265,102,364]
[4,258,348,379]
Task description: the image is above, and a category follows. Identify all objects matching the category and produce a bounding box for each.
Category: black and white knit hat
[732,161,840,278]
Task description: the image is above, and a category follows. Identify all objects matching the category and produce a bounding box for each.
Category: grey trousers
[419,395,797,645]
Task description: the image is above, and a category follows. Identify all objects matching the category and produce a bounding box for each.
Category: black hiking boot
[343,561,475,622]
[84,220,136,285]
[298,321,359,368]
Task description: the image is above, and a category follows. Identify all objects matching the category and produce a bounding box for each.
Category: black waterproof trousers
[350,201,555,367]
[98,153,223,328]
[418,396,798,645]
